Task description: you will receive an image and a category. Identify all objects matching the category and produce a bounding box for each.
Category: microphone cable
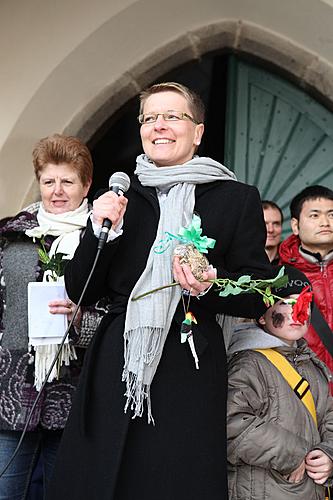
[0,247,102,479]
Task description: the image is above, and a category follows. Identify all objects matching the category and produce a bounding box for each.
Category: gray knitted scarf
[123,154,236,423]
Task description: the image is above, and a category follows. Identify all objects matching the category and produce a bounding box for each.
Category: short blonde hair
[32,134,93,186]
[139,82,205,124]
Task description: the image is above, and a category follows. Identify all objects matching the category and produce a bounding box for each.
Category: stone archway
[3,16,333,216]
[65,20,333,144]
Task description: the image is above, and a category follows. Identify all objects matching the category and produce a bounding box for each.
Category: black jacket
[47,177,272,500]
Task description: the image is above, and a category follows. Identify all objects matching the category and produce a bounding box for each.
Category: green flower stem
[132,276,293,306]
[213,278,294,305]
[217,284,289,304]
[132,282,180,301]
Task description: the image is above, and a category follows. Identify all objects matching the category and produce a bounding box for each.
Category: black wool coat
[47,177,272,500]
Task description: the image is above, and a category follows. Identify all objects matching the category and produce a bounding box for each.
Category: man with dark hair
[279,185,333,391]
[262,200,284,265]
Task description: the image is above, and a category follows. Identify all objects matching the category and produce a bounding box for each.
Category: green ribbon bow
[176,214,216,253]
[154,214,216,254]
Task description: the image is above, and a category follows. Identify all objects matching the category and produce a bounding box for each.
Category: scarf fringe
[122,370,154,425]
[33,343,77,391]
[122,326,164,424]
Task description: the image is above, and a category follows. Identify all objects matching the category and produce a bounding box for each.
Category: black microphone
[97,172,131,250]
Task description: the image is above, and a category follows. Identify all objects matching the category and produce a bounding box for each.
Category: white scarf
[26,198,90,261]
[123,155,236,423]
[25,199,90,390]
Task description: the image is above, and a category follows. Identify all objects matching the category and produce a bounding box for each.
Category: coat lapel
[195,181,227,199]
[130,175,160,218]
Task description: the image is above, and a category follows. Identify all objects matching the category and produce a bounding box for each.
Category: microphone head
[108,172,131,193]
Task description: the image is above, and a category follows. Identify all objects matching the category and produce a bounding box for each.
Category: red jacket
[279,234,333,389]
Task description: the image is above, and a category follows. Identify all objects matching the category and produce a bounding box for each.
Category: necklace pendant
[180,320,192,344]
[180,312,199,369]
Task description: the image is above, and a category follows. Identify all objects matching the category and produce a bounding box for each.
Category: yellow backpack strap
[256,348,317,426]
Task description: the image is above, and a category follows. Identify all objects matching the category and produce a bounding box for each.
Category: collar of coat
[130,175,229,215]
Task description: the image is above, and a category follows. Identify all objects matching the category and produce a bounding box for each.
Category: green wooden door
[225,58,333,235]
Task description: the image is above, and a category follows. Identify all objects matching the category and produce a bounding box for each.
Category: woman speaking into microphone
[48,82,272,500]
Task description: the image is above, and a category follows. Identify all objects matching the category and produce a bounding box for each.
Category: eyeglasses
[138,111,199,125]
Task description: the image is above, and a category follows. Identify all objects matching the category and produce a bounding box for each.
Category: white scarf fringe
[34,343,77,391]
[25,199,90,390]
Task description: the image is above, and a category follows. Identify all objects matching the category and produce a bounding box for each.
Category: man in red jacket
[279,185,333,391]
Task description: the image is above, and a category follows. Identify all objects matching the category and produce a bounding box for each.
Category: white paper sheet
[28,282,68,346]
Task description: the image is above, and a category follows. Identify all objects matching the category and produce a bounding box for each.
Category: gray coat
[227,323,333,500]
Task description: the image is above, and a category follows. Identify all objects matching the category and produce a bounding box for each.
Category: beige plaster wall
[1,0,333,217]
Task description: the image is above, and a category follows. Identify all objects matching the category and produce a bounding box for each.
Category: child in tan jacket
[227,266,333,500]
